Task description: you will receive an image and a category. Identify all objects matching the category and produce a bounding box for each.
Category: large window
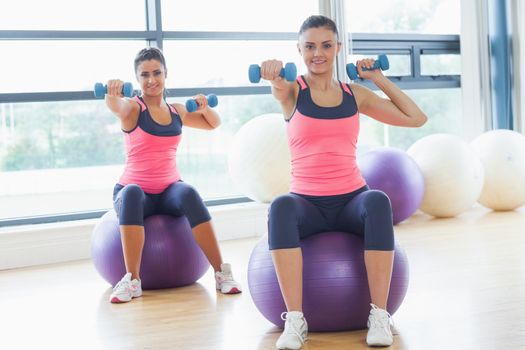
[345,0,460,35]
[162,41,305,88]
[0,0,146,30]
[0,95,281,219]
[358,88,462,150]
[345,0,461,150]
[162,0,317,32]
[0,0,460,225]
[0,41,144,93]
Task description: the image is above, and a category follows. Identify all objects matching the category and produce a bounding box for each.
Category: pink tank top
[287,76,366,196]
[118,96,182,194]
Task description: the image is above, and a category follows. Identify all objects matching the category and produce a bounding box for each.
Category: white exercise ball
[228,113,291,203]
[470,129,525,210]
[407,134,484,217]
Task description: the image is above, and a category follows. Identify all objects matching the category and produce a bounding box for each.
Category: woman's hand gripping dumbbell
[248,61,297,83]
[346,54,389,80]
[185,94,218,113]
[94,81,134,98]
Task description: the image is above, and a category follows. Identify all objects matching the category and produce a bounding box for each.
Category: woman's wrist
[370,74,390,88]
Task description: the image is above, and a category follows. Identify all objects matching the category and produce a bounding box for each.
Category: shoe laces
[216,270,235,284]
[113,274,139,293]
[222,272,234,281]
[113,279,131,292]
[280,312,307,343]
[368,304,394,331]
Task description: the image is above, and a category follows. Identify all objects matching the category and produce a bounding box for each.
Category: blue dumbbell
[249,62,297,83]
[346,54,390,80]
[94,82,134,98]
[185,94,218,113]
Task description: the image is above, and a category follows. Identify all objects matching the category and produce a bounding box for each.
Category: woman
[259,15,427,349]
[105,47,241,304]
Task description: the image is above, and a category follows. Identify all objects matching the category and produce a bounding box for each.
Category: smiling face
[298,26,341,76]
[135,59,166,97]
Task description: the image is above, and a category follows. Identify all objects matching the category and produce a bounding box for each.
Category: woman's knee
[119,184,145,205]
[361,190,392,213]
[167,183,210,227]
[176,183,203,205]
[361,191,394,250]
[116,184,145,226]
[269,194,299,216]
[268,194,302,250]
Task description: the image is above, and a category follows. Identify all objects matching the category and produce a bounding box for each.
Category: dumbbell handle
[346,54,389,80]
[249,62,297,83]
[185,94,218,113]
[94,82,134,98]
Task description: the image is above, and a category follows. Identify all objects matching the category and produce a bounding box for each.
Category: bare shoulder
[121,97,141,120]
[348,82,371,96]
[127,97,141,111]
[119,98,142,131]
[170,102,192,126]
[169,102,186,116]
[348,83,376,108]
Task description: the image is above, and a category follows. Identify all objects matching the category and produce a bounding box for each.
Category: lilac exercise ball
[359,147,424,224]
[248,232,409,332]
[91,211,209,290]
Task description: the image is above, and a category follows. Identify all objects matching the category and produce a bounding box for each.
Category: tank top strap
[167,103,177,114]
[297,75,308,90]
[134,96,147,112]
[341,82,353,96]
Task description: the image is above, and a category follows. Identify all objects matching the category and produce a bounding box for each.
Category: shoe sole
[367,344,393,348]
[276,337,306,350]
[219,287,242,294]
[225,287,242,294]
[110,296,131,303]
[367,340,393,347]
[110,294,142,303]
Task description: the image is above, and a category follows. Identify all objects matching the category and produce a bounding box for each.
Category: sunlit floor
[1,206,525,350]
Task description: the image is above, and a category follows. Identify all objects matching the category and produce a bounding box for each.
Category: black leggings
[268,186,394,251]
[113,181,211,228]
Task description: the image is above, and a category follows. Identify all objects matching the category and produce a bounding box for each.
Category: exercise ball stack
[470,129,525,210]
[358,147,424,224]
[248,232,409,331]
[407,134,484,217]
[228,113,291,203]
[91,211,209,289]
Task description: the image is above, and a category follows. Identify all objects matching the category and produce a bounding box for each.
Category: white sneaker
[109,272,142,303]
[276,311,308,350]
[366,304,394,347]
[215,263,242,294]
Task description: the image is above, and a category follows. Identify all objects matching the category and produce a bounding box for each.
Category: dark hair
[299,15,339,38]
[134,47,167,74]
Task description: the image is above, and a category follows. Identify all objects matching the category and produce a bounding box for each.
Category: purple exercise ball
[91,211,209,290]
[359,147,425,224]
[248,232,409,332]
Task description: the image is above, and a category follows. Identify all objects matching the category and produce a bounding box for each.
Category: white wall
[0,202,269,270]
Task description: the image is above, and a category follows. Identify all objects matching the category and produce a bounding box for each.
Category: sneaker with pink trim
[215,263,242,294]
[109,272,142,303]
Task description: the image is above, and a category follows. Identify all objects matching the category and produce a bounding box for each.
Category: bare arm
[260,60,298,118]
[352,59,428,127]
[104,79,140,130]
[176,94,221,130]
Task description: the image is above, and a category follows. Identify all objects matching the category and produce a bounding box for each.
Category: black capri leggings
[268,186,394,251]
[113,181,211,228]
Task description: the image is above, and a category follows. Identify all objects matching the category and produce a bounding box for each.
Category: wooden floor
[1,206,525,350]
